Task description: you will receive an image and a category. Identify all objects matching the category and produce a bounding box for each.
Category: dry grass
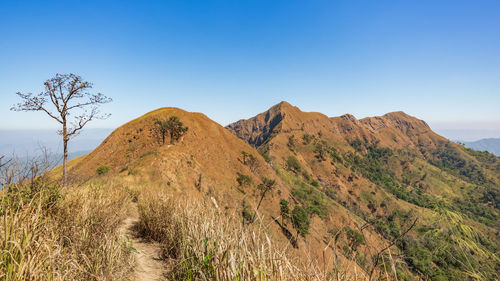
[0,179,134,280]
[136,188,355,281]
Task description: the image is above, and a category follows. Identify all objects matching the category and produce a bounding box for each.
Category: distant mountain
[433,128,500,142]
[461,138,500,156]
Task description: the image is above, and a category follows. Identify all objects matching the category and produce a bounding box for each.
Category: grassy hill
[227,101,500,280]
[1,103,498,280]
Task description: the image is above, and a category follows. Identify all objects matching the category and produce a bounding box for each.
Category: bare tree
[11,73,112,186]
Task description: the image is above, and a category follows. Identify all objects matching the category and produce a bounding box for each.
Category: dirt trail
[120,203,166,281]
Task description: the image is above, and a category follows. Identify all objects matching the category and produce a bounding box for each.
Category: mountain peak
[226,101,330,146]
[339,113,358,122]
[382,111,430,130]
[225,102,291,146]
[276,100,293,108]
[269,101,299,115]
[383,111,413,120]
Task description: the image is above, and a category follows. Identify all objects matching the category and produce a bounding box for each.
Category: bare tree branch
[10,73,112,185]
[11,92,64,123]
[0,155,10,169]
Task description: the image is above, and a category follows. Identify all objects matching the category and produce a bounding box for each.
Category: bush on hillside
[292,205,310,238]
[286,155,301,173]
[236,173,252,187]
[279,199,290,225]
[96,165,110,175]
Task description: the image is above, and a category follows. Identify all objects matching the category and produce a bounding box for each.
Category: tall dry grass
[0,176,134,280]
[136,188,355,281]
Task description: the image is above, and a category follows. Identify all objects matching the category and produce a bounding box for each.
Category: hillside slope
[227,101,500,280]
[65,107,391,279]
[55,104,500,280]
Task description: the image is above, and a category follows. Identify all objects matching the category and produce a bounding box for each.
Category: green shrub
[287,135,296,151]
[261,152,271,163]
[292,206,310,237]
[236,173,253,187]
[286,156,301,173]
[302,134,314,145]
[291,184,328,218]
[344,226,365,251]
[313,141,328,161]
[279,199,290,225]
[96,165,110,175]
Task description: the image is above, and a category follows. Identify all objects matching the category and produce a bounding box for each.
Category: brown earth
[119,203,166,281]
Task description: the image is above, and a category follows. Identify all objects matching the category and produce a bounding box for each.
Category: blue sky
[1,0,499,139]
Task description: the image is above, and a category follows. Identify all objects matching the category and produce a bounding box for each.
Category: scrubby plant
[292,205,310,239]
[236,173,253,187]
[287,135,296,152]
[313,141,328,161]
[344,226,365,251]
[241,150,259,171]
[286,155,301,173]
[96,165,110,175]
[279,199,290,226]
[260,151,272,163]
[302,134,314,145]
[309,180,319,187]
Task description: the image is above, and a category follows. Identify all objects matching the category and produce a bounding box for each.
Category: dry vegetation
[135,186,361,281]
[0,155,406,280]
[0,158,134,280]
[0,156,363,281]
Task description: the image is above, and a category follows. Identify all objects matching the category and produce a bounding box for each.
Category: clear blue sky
[1,0,499,137]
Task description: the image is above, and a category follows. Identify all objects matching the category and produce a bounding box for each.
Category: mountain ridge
[57,101,500,280]
[227,101,442,153]
[226,101,500,280]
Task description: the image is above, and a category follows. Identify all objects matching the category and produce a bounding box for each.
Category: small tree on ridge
[152,116,188,145]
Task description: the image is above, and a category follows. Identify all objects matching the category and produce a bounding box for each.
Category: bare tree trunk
[62,123,68,186]
[251,190,268,222]
[11,74,112,185]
